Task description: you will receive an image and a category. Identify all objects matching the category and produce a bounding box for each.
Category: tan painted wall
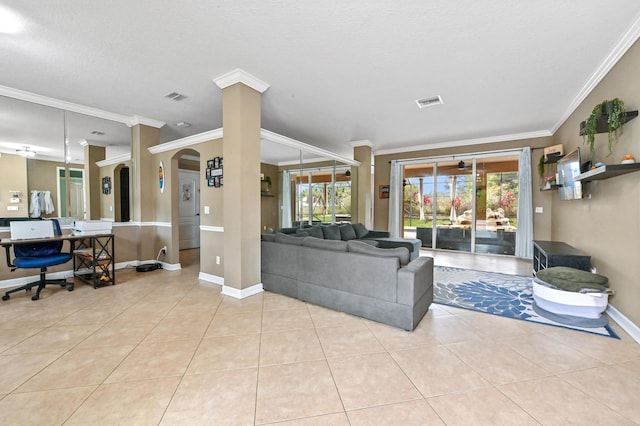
[0,154,28,218]
[373,136,554,231]
[551,39,640,326]
[198,139,224,277]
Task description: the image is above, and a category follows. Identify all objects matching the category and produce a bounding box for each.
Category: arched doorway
[172,149,201,250]
[113,164,130,222]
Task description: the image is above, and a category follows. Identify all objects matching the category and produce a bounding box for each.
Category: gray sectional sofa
[261,233,434,331]
[281,222,422,261]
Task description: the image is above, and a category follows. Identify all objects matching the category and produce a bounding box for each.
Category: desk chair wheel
[2,295,9,301]
[31,294,39,301]
[67,284,74,291]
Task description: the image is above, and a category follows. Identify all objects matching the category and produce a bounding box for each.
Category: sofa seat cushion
[373,237,422,261]
[339,224,357,241]
[275,233,304,245]
[536,266,608,292]
[302,237,348,252]
[347,240,410,266]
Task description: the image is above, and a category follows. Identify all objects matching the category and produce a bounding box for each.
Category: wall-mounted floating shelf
[579,110,638,135]
[540,184,562,192]
[573,163,640,182]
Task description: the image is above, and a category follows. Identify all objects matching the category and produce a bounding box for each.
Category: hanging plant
[582,98,626,159]
[537,155,545,179]
[605,98,626,155]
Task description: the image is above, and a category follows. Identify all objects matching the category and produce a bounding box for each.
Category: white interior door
[179,170,200,249]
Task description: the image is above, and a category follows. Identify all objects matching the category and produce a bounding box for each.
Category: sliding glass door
[402,152,519,255]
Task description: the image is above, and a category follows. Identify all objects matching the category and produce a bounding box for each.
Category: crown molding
[213,68,270,93]
[260,129,360,166]
[348,139,374,148]
[130,115,165,129]
[0,85,164,128]
[96,153,131,167]
[148,128,223,154]
[373,130,552,156]
[552,14,640,134]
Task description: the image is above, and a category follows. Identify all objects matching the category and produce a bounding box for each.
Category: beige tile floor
[0,248,639,425]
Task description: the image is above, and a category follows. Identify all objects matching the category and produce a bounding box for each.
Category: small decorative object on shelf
[261,175,272,194]
[621,154,636,164]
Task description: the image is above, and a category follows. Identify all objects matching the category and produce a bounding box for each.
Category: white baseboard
[0,270,74,290]
[607,305,640,344]
[198,272,224,286]
[0,260,174,290]
[160,262,181,271]
[221,282,263,299]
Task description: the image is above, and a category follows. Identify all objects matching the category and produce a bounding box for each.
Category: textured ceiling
[1,0,640,163]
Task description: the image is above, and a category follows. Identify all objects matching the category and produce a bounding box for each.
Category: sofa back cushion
[347,240,410,266]
[352,223,369,239]
[322,224,341,240]
[275,233,304,245]
[261,233,276,242]
[306,226,324,239]
[302,237,348,252]
[339,224,357,241]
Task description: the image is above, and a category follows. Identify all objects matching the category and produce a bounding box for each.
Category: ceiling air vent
[176,121,192,128]
[416,96,444,109]
[164,91,187,101]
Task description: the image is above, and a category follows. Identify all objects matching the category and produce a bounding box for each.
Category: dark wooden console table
[532,240,591,274]
[72,233,115,288]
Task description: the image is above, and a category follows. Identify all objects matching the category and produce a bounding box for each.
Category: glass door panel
[474,156,519,255]
[434,160,472,252]
[403,164,434,245]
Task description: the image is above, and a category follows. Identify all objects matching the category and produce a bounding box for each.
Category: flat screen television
[558,148,583,200]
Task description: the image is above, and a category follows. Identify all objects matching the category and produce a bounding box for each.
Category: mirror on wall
[0,95,131,223]
[260,136,353,230]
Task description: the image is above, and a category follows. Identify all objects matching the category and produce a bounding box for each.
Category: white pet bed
[532,278,609,320]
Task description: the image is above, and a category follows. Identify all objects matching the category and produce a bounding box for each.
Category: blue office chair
[3,219,73,301]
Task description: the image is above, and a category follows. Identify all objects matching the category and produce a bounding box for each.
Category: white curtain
[515,147,533,258]
[388,160,402,237]
[281,170,292,228]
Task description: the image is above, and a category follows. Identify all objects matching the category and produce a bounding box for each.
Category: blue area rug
[433,266,619,339]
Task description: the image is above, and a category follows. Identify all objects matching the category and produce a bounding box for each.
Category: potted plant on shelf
[261,175,272,194]
[582,98,626,159]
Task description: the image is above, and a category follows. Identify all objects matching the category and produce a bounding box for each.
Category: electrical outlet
[161,246,167,254]
[216,256,220,265]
